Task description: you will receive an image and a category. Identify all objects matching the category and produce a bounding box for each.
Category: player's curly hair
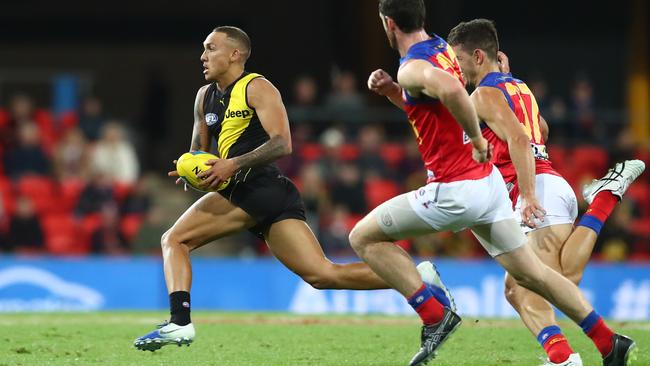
[447,19,499,61]
[378,0,425,33]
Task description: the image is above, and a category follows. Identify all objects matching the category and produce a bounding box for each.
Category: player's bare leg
[559,226,598,284]
[474,220,636,366]
[161,192,255,292]
[349,198,461,366]
[264,219,390,290]
[134,192,256,351]
[504,224,578,365]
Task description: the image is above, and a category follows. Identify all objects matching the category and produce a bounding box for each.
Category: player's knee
[160,230,173,249]
[348,225,366,254]
[161,229,184,251]
[504,277,521,308]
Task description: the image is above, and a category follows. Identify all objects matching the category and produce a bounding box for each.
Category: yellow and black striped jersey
[203,72,270,160]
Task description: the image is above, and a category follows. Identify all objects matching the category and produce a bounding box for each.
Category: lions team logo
[205,113,219,126]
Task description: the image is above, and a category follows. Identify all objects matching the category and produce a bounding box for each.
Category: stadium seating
[364,179,401,209]
[120,214,144,242]
[41,214,86,254]
[379,143,406,169]
[17,176,58,215]
[298,143,324,162]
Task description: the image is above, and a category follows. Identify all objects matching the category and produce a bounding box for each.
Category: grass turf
[0,312,646,365]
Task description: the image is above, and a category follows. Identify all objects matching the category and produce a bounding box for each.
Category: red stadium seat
[59,178,86,212]
[42,214,87,255]
[380,143,406,168]
[547,144,568,174]
[338,144,359,161]
[58,111,79,131]
[571,145,609,179]
[365,179,401,209]
[0,176,16,216]
[299,143,324,162]
[113,182,135,202]
[34,109,56,155]
[630,218,650,238]
[120,214,144,242]
[17,176,58,215]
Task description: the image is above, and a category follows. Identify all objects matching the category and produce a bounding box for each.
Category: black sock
[169,291,191,326]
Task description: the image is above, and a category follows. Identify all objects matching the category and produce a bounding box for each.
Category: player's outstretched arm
[367,69,404,110]
[398,60,489,162]
[472,87,545,226]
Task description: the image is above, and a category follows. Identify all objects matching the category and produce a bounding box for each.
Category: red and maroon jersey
[477,72,559,202]
[400,35,492,183]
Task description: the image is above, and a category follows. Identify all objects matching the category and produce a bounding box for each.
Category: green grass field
[0,312,646,366]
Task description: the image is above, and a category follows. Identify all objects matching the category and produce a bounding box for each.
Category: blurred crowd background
[0,0,648,261]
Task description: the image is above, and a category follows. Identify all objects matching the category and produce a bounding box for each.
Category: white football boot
[134,321,195,351]
[416,261,457,312]
[539,353,583,366]
[582,159,646,204]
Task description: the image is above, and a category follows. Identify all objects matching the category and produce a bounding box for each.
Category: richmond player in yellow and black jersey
[134,26,401,351]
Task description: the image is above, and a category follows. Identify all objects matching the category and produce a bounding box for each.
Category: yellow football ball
[176,151,231,192]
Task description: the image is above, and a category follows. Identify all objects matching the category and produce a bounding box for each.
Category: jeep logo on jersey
[225,109,251,119]
[205,113,219,126]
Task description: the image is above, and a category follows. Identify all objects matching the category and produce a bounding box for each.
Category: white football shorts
[375,167,526,257]
[513,173,578,234]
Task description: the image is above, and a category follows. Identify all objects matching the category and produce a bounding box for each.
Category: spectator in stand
[3,121,51,180]
[293,75,319,107]
[324,70,366,111]
[78,96,107,142]
[528,75,549,108]
[320,205,355,256]
[400,138,426,190]
[91,202,129,254]
[53,128,90,181]
[0,94,34,151]
[120,176,152,216]
[330,163,367,215]
[75,172,115,217]
[570,75,597,142]
[356,124,388,179]
[6,196,44,253]
[316,126,346,184]
[547,96,569,145]
[90,121,139,184]
[298,163,331,238]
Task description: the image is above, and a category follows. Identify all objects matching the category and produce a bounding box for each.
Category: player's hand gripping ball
[176,151,231,192]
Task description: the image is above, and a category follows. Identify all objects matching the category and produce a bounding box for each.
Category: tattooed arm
[169,85,212,189]
[190,85,211,152]
[198,77,292,190]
